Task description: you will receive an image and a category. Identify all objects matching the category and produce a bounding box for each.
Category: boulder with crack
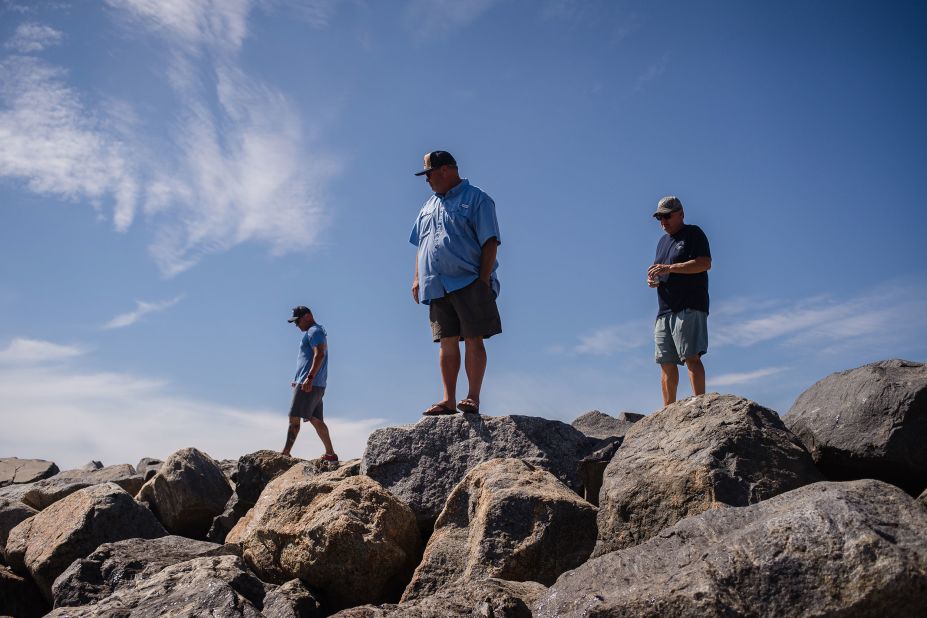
[0,458,59,487]
[20,464,144,510]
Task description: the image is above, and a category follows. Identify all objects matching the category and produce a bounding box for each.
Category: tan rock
[402,458,596,602]
[4,483,166,601]
[228,468,420,613]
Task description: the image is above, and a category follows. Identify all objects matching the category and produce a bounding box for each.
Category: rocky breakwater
[0,358,925,617]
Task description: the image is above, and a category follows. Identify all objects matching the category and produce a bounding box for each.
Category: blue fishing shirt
[409,179,501,304]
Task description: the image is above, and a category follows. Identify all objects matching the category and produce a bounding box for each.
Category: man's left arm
[473,195,501,285]
[479,238,499,284]
[301,342,327,392]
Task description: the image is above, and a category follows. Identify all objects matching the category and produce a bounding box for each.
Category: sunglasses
[655,212,676,220]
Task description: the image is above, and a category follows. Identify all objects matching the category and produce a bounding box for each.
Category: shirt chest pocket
[444,202,474,225]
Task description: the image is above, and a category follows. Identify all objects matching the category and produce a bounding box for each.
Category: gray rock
[4,482,167,602]
[0,497,36,550]
[402,458,596,602]
[0,564,48,618]
[262,578,321,618]
[596,393,823,555]
[571,410,641,440]
[137,447,233,539]
[0,458,58,487]
[80,461,104,471]
[536,479,927,617]
[219,458,239,483]
[51,534,234,607]
[361,414,597,531]
[208,492,251,544]
[235,449,301,505]
[45,555,273,617]
[20,463,144,510]
[332,578,546,618]
[135,457,162,481]
[785,359,927,495]
[919,488,927,509]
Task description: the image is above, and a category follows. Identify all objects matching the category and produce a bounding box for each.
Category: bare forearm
[667,257,711,274]
[305,351,325,382]
[479,238,498,282]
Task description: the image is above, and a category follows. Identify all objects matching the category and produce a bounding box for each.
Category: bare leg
[463,337,487,404]
[684,355,706,396]
[438,336,460,407]
[660,364,679,406]
[282,417,300,456]
[308,417,335,456]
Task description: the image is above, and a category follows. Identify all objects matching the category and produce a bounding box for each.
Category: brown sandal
[423,403,457,416]
[457,399,480,414]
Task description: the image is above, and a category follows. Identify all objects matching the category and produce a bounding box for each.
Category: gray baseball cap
[653,196,683,218]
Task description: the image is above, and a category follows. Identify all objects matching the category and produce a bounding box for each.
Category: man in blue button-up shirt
[410,151,502,417]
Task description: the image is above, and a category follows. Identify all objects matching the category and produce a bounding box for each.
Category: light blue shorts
[654,309,708,365]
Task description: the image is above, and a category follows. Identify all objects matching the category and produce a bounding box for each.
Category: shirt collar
[435,178,469,199]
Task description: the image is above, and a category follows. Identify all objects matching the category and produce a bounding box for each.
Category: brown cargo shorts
[429,279,502,341]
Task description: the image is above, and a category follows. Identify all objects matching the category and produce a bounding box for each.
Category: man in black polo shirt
[647,196,712,406]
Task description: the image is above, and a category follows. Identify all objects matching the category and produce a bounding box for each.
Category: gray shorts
[429,279,502,342]
[289,386,325,421]
[654,309,708,365]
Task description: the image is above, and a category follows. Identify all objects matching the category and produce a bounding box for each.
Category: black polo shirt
[653,224,711,317]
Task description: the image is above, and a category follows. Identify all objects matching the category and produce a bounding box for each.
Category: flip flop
[423,403,457,416]
[321,453,338,462]
[457,399,480,414]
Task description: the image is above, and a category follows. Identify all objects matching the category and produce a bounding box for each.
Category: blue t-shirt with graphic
[654,224,711,317]
[294,324,327,387]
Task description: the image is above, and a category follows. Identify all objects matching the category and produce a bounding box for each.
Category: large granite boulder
[919,488,927,509]
[45,555,316,617]
[0,458,58,487]
[0,497,36,551]
[571,410,642,440]
[228,466,420,613]
[785,359,927,495]
[20,463,144,510]
[3,482,167,601]
[137,447,233,538]
[362,414,597,531]
[0,564,47,618]
[51,534,235,607]
[537,479,927,617]
[596,393,823,555]
[402,458,596,602]
[332,578,546,618]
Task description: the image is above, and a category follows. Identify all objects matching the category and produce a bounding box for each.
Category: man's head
[653,195,685,234]
[287,306,314,331]
[414,150,460,194]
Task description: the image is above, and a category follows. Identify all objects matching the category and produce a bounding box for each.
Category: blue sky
[1,0,925,469]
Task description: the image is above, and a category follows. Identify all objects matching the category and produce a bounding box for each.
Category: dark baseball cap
[653,196,683,218]
[414,151,457,176]
[287,306,311,322]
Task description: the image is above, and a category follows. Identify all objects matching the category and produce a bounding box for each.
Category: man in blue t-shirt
[647,196,712,406]
[410,151,502,417]
[282,305,336,461]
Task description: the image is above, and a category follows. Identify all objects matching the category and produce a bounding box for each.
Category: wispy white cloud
[572,318,651,356]
[0,338,87,364]
[709,366,785,387]
[0,362,386,469]
[0,55,140,230]
[5,22,63,52]
[634,51,669,92]
[1,2,338,277]
[102,296,183,329]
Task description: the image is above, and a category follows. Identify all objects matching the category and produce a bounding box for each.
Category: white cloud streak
[5,22,63,52]
[0,338,87,364]
[709,367,785,387]
[102,296,183,329]
[0,363,386,470]
[572,319,651,356]
[404,0,501,40]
